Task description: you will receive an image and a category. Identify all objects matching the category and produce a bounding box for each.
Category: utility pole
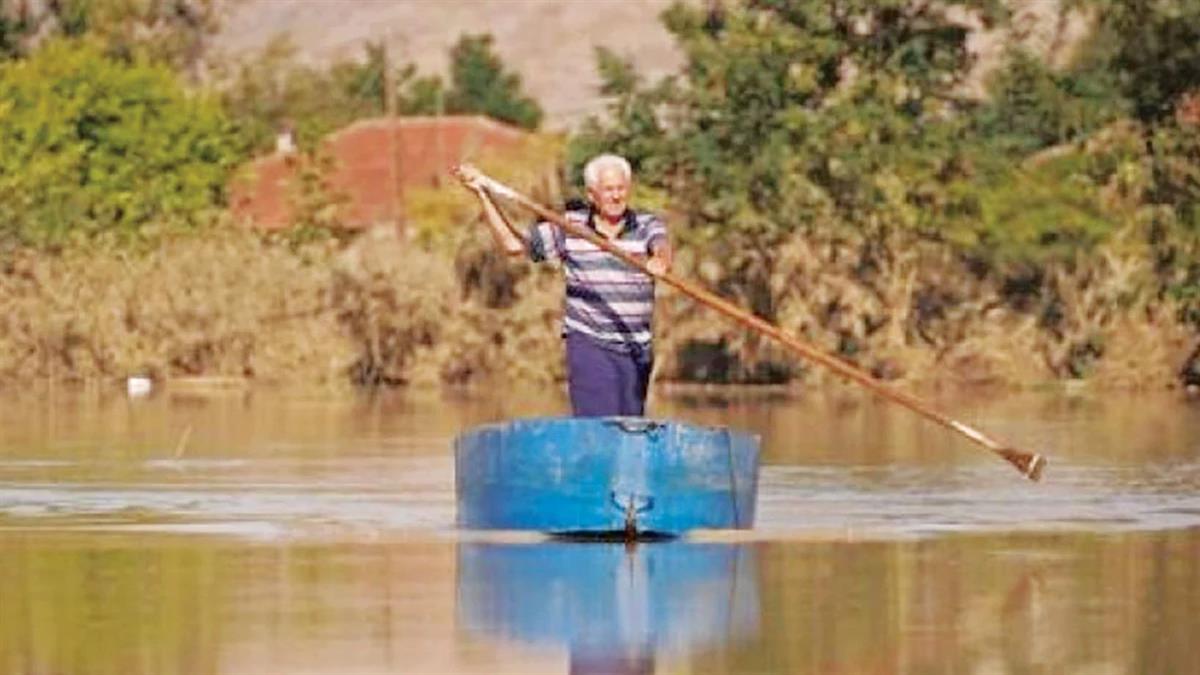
[382,36,395,116]
[382,33,403,227]
[435,72,445,187]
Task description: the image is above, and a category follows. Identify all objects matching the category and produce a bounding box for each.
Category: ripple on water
[1,458,1198,541]
[0,455,458,539]
[756,461,1200,538]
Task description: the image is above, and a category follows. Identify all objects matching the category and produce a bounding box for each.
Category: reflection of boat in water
[454,417,760,536]
[456,542,760,673]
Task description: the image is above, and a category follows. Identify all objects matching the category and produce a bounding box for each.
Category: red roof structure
[230,115,545,229]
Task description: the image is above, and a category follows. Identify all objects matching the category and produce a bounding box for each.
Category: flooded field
[1,384,1197,674]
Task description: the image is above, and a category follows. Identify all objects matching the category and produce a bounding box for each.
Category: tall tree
[444,34,543,130]
[570,0,1022,320]
[577,1,1005,233]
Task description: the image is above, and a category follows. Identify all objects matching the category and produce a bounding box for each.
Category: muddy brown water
[1,384,1197,674]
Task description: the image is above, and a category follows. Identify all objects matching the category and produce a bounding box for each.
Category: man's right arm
[453,164,526,257]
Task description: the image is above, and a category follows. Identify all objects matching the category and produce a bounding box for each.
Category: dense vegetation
[1,0,1198,389]
[570,0,1200,384]
[0,39,242,247]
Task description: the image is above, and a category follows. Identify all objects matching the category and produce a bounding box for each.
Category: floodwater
[1,383,1197,674]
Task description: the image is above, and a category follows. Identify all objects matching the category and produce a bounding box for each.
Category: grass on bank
[0,206,1190,392]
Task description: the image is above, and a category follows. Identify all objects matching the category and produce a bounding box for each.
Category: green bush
[947,161,1116,264]
[0,39,242,247]
[1087,0,1200,123]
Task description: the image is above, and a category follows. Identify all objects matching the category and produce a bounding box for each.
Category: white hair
[583,154,632,188]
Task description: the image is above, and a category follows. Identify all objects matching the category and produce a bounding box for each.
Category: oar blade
[997,447,1047,482]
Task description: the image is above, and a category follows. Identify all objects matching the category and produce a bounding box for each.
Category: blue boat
[454,417,760,536]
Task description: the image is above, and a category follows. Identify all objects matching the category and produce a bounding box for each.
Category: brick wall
[230,115,539,229]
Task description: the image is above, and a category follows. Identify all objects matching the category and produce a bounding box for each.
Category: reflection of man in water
[455,542,760,674]
[455,155,672,418]
[570,650,655,675]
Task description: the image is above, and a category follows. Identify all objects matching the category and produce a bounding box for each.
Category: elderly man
[454,154,672,417]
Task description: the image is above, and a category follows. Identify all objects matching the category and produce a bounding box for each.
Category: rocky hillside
[212,0,689,130]
[211,0,1089,130]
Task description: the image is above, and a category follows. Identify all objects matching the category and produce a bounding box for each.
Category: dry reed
[655,221,1187,390]
[0,212,1189,390]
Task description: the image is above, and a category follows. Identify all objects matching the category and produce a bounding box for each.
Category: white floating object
[127,376,153,397]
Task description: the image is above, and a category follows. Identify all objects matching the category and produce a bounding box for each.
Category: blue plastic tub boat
[454,417,760,536]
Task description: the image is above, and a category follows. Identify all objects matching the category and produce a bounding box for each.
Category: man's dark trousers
[565,332,652,417]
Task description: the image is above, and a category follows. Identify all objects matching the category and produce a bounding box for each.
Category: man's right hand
[452,164,487,193]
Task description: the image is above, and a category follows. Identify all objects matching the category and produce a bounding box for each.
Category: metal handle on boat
[610,491,654,514]
[607,418,663,434]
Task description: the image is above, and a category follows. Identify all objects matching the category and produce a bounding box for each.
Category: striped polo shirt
[527,207,667,353]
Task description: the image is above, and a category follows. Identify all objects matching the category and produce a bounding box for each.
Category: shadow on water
[455,541,760,674]
[549,531,679,543]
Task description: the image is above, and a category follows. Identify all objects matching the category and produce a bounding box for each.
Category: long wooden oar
[471,173,1046,481]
